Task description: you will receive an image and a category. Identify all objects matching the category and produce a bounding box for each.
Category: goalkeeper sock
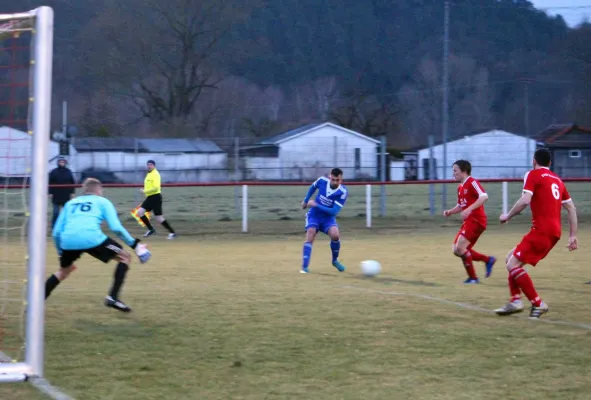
[109,263,129,299]
[330,240,340,262]
[45,274,60,299]
[161,220,175,233]
[302,242,313,269]
[141,216,154,230]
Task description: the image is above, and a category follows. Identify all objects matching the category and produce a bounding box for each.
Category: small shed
[534,123,591,178]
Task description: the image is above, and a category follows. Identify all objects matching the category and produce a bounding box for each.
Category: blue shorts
[305,211,337,234]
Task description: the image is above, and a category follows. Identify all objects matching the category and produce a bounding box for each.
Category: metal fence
[51,134,577,185]
[62,179,590,237]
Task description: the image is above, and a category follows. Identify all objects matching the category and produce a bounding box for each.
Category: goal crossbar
[0,10,38,21]
[0,6,53,382]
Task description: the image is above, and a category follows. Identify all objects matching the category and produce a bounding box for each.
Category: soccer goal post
[0,6,53,383]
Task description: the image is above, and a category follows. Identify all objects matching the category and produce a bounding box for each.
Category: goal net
[0,7,53,383]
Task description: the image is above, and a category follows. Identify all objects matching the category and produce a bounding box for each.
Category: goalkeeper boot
[494,300,524,316]
[104,296,132,313]
[332,260,346,272]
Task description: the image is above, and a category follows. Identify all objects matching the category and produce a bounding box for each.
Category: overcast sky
[530,0,591,27]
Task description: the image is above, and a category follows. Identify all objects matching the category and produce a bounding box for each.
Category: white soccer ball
[360,260,381,277]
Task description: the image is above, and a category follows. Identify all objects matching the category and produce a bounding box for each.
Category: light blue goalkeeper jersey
[52,194,135,251]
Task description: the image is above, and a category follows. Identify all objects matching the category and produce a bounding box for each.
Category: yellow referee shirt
[144,168,161,196]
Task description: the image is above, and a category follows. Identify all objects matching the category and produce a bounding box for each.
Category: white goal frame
[0,6,53,383]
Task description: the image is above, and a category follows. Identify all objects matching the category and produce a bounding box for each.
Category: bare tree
[80,0,259,127]
[397,57,441,148]
[289,77,340,122]
[450,58,494,134]
[329,89,401,138]
[398,54,495,148]
[264,85,284,121]
[314,76,339,120]
[78,89,125,137]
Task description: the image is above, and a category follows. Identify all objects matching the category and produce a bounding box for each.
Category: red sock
[461,251,478,279]
[470,249,490,263]
[510,267,541,306]
[508,274,521,302]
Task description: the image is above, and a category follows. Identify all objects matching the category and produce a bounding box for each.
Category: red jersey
[523,167,571,238]
[457,176,487,225]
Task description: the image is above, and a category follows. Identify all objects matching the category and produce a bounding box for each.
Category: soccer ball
[360,260,381,277]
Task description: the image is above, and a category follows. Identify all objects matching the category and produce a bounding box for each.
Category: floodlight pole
[524,79,531,168]
[442,0,450,210]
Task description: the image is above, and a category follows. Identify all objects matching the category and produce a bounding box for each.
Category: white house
[70,137,228,183]
[0,126,76,178]
[240,122,381,180]
[417,129,538,180]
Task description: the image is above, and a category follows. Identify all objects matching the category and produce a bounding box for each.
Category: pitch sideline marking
[340,285,591,331]
[0,351,75,400]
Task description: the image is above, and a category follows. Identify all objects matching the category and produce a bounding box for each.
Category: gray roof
[74,138,143,152]
[139,139,223,153]
[257,123,320,145]
[73,138,224,153]
[534,123,591,148]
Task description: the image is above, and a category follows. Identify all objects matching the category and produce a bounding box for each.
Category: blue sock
[303,242,313,269]
[330,240,340,262]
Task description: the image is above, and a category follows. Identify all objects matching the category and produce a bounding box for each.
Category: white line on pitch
[29,377,76,400]
[0,351,75,400]
[340,285,591,331]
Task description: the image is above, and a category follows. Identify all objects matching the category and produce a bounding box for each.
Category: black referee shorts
[59,237,124,268]
[140,193,163,216]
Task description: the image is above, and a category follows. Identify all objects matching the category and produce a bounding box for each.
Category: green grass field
[1,184,590,399]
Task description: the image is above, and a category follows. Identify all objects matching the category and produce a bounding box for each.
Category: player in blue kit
[45,178,152,312]
[300,168,348,273]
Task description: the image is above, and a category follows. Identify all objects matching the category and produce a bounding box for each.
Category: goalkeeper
[46,178,151,313]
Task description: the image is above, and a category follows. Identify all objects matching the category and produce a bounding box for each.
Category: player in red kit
[444,160,497,284]
[495,148,578,319]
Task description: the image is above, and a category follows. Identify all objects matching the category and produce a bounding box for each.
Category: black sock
[161,220,175,234]
[109,263,129,299]
[45,274,60,299]
[141,216,154,230]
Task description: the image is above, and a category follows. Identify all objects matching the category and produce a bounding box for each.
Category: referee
[136,160,176,239]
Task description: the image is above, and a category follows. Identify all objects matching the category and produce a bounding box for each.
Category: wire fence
[24,179,591,236]
[41,131,591,188]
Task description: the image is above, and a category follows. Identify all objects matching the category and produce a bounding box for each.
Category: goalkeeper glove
[135,243,152,264]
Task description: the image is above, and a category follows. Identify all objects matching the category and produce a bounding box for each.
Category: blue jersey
[52,194,135,251]
[303,176,348,217]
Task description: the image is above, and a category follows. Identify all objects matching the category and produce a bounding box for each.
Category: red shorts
[513,229,560,267]
[454,218,486,247]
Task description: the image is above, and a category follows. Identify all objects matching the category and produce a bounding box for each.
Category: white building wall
[0,127,76,177]
[243,157,281,180]
[277,125,379,181]
[72,152,228,182]
[390,161,406,181]
[417,130,537,180]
